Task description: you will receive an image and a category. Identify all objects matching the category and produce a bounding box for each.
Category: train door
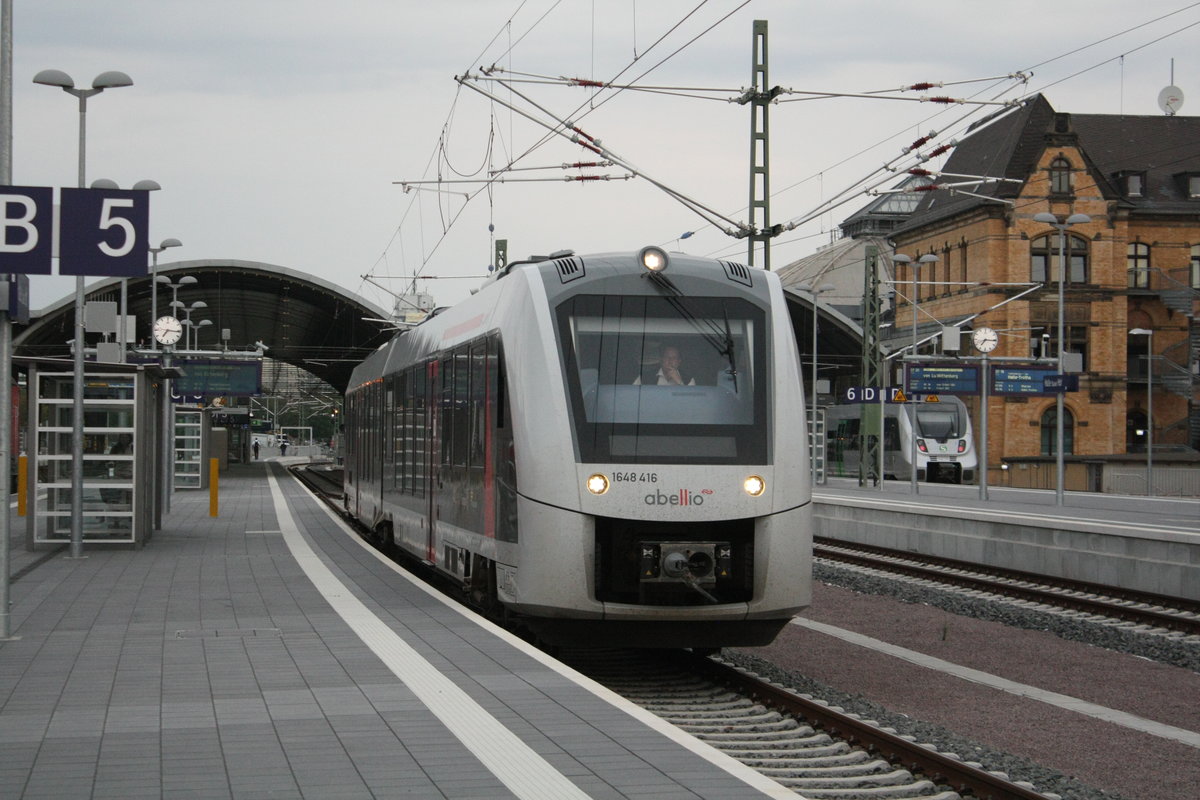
[425,359,442,564]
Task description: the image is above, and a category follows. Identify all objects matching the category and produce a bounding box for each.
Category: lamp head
[92,71,133,90]
[160,238,183,249]
[1033,212,1058,225]
[33,69,74,89]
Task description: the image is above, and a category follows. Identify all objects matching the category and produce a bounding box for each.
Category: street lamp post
[149,239,183,350]
[34,68,132,558]
[1130,328,1154,495]
[171,300,208,351]
[797,283,835,486]
[1033,212,1091,506]
[894,252,939,495]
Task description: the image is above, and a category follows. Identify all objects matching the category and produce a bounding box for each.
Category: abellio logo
[644,488,713,506]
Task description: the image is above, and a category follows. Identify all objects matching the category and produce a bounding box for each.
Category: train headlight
[639,245,669,273]
[586,473,610,495]
[743,475,766,497]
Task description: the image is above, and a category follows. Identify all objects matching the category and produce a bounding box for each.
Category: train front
[507,247,812,648]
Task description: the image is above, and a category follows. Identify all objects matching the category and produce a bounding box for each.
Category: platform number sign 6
[59,187,150,277]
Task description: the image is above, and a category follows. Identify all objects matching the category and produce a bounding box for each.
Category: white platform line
[265,471,590,800]
[288,471,798,799]
[792,617,1200,749]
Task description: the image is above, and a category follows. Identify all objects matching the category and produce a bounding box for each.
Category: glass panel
[557,294,768,464]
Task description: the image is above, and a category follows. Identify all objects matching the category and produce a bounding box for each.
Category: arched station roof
[14,259,395,394]
[781,288,865,387]
[13,259,867,395]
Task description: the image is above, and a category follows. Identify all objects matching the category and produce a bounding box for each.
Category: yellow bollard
[209,458,219,517]
[17,455,27,517]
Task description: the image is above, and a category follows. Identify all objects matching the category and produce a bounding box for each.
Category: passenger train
[824,394,977,484]
[342,246,812,648]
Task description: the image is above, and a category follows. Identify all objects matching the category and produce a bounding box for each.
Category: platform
[0,461,791,799]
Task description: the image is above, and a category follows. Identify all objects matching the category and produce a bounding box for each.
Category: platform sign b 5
[0,186,54,274]
[59,187,149,277]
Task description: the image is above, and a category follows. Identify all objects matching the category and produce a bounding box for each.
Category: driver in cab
[634,345,696,386]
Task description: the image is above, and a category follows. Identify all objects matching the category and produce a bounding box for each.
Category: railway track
[559,647,1054,800]
[292,467,1063,797]
[815,536,1200,638]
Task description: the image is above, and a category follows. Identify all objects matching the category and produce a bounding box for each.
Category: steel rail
[815,536,1200,636]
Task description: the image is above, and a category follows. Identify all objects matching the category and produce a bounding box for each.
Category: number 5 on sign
[58,187,149,277]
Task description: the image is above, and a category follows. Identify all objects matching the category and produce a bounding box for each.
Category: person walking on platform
[252,441,260,460]
[279,440,287,457]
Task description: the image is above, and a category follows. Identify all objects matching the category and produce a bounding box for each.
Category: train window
[411,365,428,497]
[469,343,487,471]
[915,408,963,440]
[556,294,768,464]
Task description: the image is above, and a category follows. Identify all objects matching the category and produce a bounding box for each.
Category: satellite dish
[1158,85,1184,115]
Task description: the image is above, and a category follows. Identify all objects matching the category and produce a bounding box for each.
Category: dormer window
[1049,157,1073,195]
[1190,175,1200,199]
[1124,172,1144,197]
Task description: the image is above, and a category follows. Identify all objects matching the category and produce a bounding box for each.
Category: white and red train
[342,246,812,648]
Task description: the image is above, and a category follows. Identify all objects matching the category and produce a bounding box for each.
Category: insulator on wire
[926,143,954,158]
[908,168,933,176]
[903,134,932,154]
[905,82,941,91]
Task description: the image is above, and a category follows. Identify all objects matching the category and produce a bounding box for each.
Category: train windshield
[914,408,964,440]
[556,294,768,464]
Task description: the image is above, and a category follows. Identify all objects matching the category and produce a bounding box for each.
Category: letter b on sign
[0,186,53,275]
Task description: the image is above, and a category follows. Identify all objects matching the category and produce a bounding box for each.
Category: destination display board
[172,360,262,399]
[991,366,1078,396]
[905,364,980,395]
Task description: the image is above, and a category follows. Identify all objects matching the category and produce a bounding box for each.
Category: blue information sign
[992,366,1077,396]
[172,360,263,399]
[906,364,980,395]
[59,187,150,277]
[0,186,54,274]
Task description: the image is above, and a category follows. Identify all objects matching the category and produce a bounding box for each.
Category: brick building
[883,94,1199,478]
[781,94,1200,485]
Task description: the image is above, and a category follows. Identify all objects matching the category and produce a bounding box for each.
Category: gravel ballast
[733,565,1200,800]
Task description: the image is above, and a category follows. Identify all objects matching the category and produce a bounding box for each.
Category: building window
[1124,173,1144,197]
[958,244,968,288]
[1127,242,1150,289]
[1046,325,1089,372]
[1192,244,1200,289]
[1190,175,1200,199]
[1031,233,1089,284]
[1040,406,1075,456]
[1049,157,1073,195]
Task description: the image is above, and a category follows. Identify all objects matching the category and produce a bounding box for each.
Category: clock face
[153,315,183,345]
[972,326,999,353]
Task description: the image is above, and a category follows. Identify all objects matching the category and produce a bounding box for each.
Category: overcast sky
[10,1,1199,314]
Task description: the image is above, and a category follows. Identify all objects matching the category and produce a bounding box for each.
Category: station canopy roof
[13,259,397,394]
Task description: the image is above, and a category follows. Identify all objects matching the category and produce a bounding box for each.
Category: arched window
[1127,242,1150,288]
[1049,157,1073,195]
[1040,406,1074,456]
[1031,233,1089,284]
[1192,244,1200,289]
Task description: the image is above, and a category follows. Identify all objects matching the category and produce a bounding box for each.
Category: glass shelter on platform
[25,364,160,547]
